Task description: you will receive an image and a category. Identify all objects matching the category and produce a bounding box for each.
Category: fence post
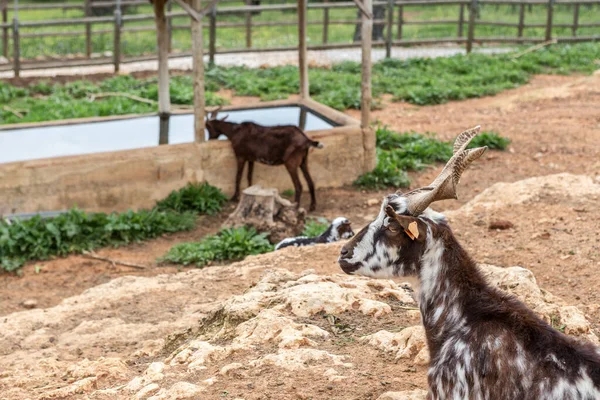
[209,5,216,66]
[322,0,329,44]
[85,0,92,58]
[396,4,403,40]
[385,0,393,57]
[457,3,465,37]
[113,0,122,73]
[167,0,172,53]
[572,3,579,37]
[245,0,252,48]
[2,0,8,58]
[518,3,525,37]
[12,16,19,77]
[466,0,477,53]
[545,0,554,41]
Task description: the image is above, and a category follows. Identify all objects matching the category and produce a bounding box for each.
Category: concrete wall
[0,101,375,215]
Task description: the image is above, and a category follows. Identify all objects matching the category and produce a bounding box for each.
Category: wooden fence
[1,0,599,75]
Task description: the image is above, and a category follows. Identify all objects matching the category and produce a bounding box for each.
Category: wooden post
[113,1,122,73]
[245,0,252,48]
[545,0,554,42]
[457,3,465,37]
[298,0,309,99]
[167,0,172,53]
[2,0,8,58]
[12,16,19,77]
[361,0,372,129]
[85,0,92,58]
[385,0,393,57]
[191,0,206,142]
[322,0,329,44]
[396,5,403,40]
[572,3,579,37]
[466,0,477,53]
[154,0,171,139]
[518,3,525,37]
[209,5,216,66]
[298,107,307,130]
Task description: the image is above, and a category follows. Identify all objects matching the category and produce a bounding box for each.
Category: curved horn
[404,126,487,216]
[209,105,223,120]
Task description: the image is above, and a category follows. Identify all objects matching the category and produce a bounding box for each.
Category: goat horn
[403,126,487,216]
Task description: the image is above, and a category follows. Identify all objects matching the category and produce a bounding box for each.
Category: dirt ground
[0,72,599,399]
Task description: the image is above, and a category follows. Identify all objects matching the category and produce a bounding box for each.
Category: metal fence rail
[1,0,599,75]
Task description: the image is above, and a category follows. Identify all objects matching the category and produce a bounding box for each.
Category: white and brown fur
[338,189,600,399]
[275,217,354,250]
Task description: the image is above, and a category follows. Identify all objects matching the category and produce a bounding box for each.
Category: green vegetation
[0,208,196,273]
[6,2,600,58]
[354,126,511,190]
[0,76,227,125]
[2,43,599,125]
[0,181,231,272]
[302,217,329,237]
[159,227,273,267]
[469,131,511,150]
[156,182,228,215]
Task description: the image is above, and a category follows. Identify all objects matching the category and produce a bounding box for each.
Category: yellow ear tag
[404,221,419,241]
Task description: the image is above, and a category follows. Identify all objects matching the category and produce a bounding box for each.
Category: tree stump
[223,185,305,244]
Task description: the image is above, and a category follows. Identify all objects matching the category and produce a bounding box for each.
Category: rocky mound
[1,173,599,400]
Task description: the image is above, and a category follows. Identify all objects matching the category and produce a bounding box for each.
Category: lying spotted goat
[275,217,354,251]
[338,126,600,399]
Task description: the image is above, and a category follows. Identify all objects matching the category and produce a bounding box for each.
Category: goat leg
[300,156,316,212]
[285,164,303,210]
[247,161,254,187]
[232,158,245,202]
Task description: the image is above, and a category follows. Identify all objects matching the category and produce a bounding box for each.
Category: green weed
[469,131,511,150]
[156,182,228,215]
[0,208,196,273]
[302,217,329,237]
[159,226,273,267]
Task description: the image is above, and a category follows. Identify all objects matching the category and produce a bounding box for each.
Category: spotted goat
[275,217,354,250]
[338,126,600,399]
[206,107,323,211]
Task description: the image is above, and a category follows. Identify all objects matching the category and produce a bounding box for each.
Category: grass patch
[302,217,329,237]
[1,43,599,125]
[159,226,273,267]
[0,208,196,273]
[355,126,510,190]
[156,182,228,215]
[469,131,511,150]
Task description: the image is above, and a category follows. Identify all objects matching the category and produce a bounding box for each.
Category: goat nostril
[340,247,349,257]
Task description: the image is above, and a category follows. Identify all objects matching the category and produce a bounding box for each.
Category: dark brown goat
[338,126,600,399]
[205,109,323,211]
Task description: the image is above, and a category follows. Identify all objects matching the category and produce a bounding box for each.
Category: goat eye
[387,226,398,233]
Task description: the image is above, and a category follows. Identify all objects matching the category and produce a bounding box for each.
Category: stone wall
[0,115,370,215]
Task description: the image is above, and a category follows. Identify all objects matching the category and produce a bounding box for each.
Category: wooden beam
[298,0,309,99]
[173,0,201,21]
[353,0,373,19]
[154,0,170,118]
[360,0,372,129]
[191,0,206,142]
[199,0,221,17]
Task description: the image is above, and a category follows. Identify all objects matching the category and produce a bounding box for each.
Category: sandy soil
[0,72,599,399]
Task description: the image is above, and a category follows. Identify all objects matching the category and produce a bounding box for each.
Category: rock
[136,383,161,399]
[22,299,37,309]
[148,382,201,400]
[249,349,352,371]
[377,389,428,400]
[366,198,380,206]
[361,326,427,362]
[488,219,514,230]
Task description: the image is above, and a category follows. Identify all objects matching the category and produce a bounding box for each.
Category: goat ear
[385,206,425,241]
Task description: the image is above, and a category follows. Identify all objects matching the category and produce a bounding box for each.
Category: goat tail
[311,141,325,149]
